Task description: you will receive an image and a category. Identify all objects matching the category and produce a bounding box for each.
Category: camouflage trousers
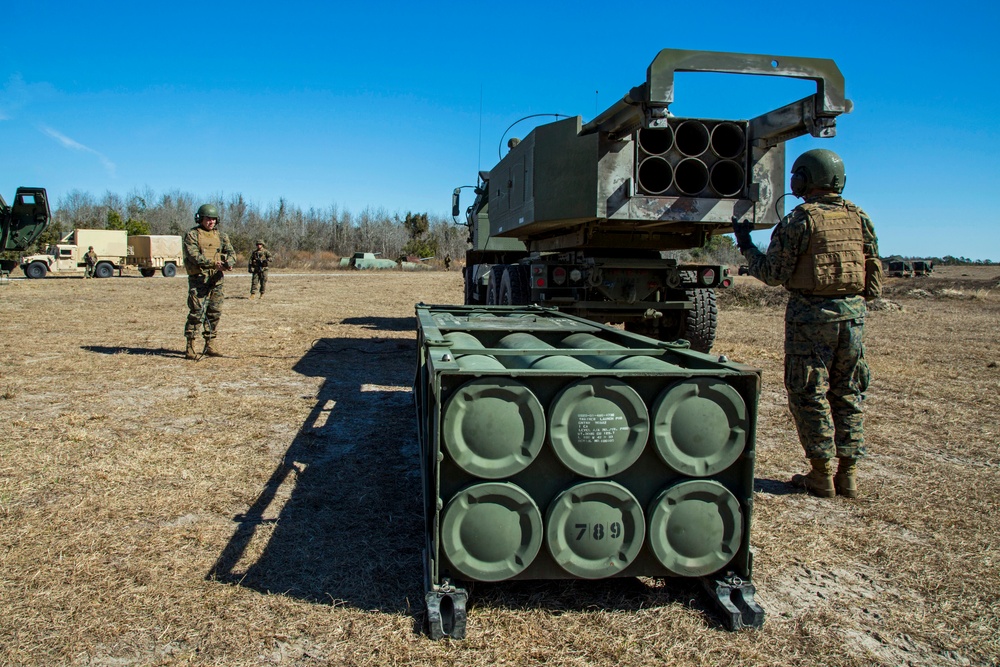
[185,274,225,341]
[784,317,870,460]
[250,269,268,295]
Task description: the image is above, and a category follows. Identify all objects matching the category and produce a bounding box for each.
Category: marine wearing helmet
[181,203,236,359]
[732,149,882,501]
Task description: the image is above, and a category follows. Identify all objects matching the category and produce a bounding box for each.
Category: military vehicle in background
[912,259,934,276]
[454,49,852,352]
[127,235,183,277]
[400,254,435,271]
[887,259,913,278]
[21,229,128,279]
[339,251,399,270]
[0,187,51,276]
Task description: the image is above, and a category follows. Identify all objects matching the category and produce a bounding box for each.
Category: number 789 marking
[574,522,622,540]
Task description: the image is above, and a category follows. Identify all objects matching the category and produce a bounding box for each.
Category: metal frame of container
[415,303,765,639]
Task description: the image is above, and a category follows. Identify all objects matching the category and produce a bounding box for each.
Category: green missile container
[416,304,764,639]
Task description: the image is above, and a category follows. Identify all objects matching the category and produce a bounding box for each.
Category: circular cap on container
[647,480,743,577]
[548,378,649,477]
[441,482,543,582]
[651,378,747,476]
[545,481,645,579]
[442,378,545,478]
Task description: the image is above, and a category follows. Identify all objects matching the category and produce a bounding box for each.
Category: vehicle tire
[94,263,114,279]
[500,265,530,305]
[633,288,717,352]
[485,265,505,305]
[25,262,47,279]
[463,267,474,305]
[161,263,177,278]
[140,268,155,278]
[679,288,717,353]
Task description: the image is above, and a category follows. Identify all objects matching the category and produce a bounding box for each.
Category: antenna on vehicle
[477,85,483,173]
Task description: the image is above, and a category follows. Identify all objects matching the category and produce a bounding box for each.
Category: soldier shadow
[82,345,184,358]
[207,335,424,613]
[339,316,416,332]
[753,478,799,496]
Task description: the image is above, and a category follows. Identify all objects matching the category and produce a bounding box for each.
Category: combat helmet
[790,148,846,196]
[195,203,220,223]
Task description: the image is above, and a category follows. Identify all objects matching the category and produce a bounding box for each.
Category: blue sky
[2,1,998,260]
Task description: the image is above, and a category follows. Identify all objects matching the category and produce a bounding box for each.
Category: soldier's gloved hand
[731,217,755,252]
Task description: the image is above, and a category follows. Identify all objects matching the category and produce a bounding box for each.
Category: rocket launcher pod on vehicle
[482,48,851,250]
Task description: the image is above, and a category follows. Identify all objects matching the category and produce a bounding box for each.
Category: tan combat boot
[203,339,223,357]
[185,339,198,360]
[834,458,859,498]
[791,458,836,498]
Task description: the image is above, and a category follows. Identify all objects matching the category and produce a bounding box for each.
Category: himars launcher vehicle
[0,188,51,274]
[455,49,852,351]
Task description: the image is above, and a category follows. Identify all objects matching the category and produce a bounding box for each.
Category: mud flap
[702,575,765,630]
[425,585,468,640]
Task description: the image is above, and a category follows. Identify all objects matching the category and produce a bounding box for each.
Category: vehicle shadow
[82,345,184,358]
[207,335,424,613]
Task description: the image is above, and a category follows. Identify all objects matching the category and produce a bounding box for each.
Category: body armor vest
[787,201,865,296]
[186,228,222,275]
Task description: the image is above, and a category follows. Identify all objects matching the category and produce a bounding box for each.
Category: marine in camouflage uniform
[248,240,271,299]
[83,247,98,278]
[182,204,236,359]
[734,149,882,498]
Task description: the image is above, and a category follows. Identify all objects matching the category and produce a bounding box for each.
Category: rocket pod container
[415,304,764,638]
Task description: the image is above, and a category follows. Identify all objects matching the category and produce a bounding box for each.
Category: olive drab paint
[1,187,50,254]
[416,304,765,639]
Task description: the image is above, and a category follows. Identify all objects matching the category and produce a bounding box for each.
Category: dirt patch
[1,268,998,666]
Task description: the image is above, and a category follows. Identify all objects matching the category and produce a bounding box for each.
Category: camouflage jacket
[249,249,271,272]
[83,251,98,267]
[182,226,236,276]
[742,194,881,324]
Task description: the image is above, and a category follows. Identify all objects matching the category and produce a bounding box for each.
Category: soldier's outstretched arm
[742,211,808,287]
[860,209,883,300]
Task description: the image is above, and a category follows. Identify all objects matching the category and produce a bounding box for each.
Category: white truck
[21,229,128,279]
[127,235,183,277]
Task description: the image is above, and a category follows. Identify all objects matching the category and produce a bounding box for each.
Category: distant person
[733,148,882,499]
[444,254,452,271]
[182,204,236,359]
[83,246,98,279]
[248,240,271,299]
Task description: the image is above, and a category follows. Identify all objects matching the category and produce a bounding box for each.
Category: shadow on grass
[339,315,416,332]
[754,477,799,496]
[208,334,758,629]
[466,576,731,626]
[208,335,424,613]
[82,345,184,358]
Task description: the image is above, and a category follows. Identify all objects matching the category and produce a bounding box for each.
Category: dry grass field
[1,266,998,666]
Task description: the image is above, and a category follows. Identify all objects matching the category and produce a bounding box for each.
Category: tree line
[886,254,995,266]
[36,188,469,265]
[31,189,991,268]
